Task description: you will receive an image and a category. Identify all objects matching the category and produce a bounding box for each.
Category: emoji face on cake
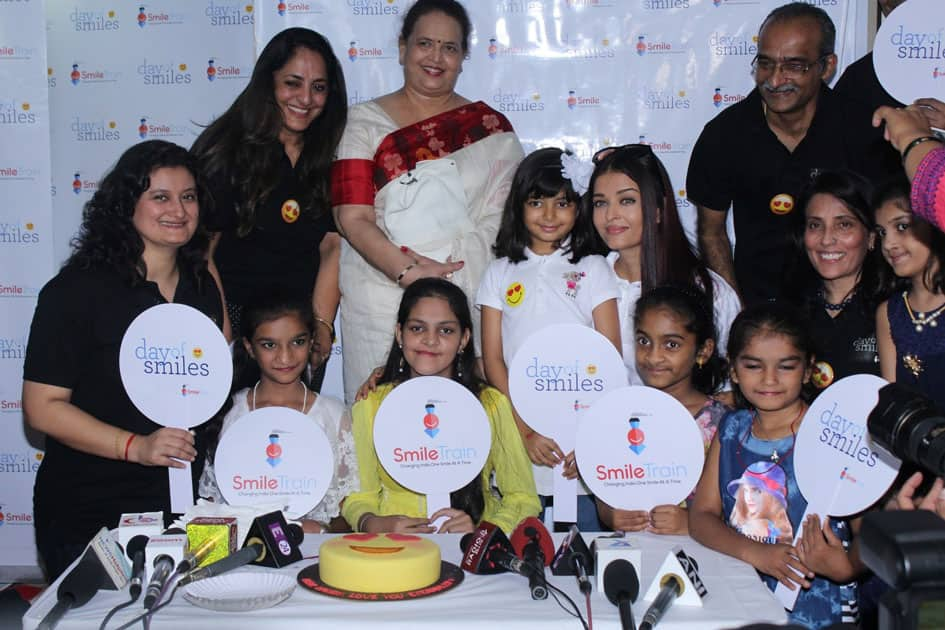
[318,533,441,593]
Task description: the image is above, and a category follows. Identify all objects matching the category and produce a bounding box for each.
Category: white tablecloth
[24,532,787,629]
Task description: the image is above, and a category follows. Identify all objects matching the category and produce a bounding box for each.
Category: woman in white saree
[331,0,524,402]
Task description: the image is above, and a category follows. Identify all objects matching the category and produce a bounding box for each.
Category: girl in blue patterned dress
[874,176,945,410]
[690,304,862,629]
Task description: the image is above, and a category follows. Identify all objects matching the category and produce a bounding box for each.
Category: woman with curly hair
[191,28,346,383]
[22,140,223,580]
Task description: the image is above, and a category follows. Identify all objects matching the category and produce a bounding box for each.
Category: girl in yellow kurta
[342,278,539,535]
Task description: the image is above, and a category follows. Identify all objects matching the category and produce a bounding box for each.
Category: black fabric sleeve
[23,270,92,389]
[686,120,733,212]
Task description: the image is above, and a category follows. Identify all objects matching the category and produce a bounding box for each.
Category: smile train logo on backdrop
[423,403,440,439]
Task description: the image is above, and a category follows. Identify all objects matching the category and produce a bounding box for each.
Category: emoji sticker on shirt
[505,282,525,307]
[281,199,300,223]
[769,193,794,215]
[811,360,834,389]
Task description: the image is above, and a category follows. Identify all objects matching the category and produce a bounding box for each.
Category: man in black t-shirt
[687,3,899,305]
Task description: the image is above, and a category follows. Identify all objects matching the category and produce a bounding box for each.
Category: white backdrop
[0,0,866,580]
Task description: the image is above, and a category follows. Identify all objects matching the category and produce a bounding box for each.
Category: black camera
[862,383,945,630]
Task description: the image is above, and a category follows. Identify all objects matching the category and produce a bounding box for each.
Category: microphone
[175,534,219,574]
[603,559,640,630]
[36,548,108,630]
[510,517,554,600]
[177,542,264,586]
[639,573,684,630]
[143,554,175,610]
[126,535,149,601]
[459,522,533,577]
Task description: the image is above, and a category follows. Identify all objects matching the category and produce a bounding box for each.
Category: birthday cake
[318,533,441,593]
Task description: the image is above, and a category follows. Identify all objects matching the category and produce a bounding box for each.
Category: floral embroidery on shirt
[563,271,586,298]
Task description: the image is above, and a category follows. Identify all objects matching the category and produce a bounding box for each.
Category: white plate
[183,571,296,612]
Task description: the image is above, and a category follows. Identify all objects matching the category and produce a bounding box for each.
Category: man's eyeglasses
[750,55,828,78]
[592,143,654,164]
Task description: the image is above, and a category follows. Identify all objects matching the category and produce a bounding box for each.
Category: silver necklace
[251,379,307,412]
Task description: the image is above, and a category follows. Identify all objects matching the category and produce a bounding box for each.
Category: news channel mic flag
[872,0,945,106]
[576,386,706,512]
[373,376,492,517]
[508,323,627,522]
[214,407,334,519]
[119,303,232,512]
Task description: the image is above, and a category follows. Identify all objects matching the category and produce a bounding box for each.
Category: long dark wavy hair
[493,147,592,263]
[191,28,347,236]
[586,146,715,303]
[784,170,890,315]
[66,140,209,285]
[872,175,945,296]
[634,285,726,395]
[379,278,485,522]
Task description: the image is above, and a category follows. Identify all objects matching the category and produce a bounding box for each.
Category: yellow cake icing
[319,533,441,593]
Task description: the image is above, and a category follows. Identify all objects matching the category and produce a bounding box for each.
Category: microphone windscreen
[287,522,304,545]
[509,517,555,566]
[126,535,149,559]
[59,548,108,607]
[460,521,512,574]
[603,559,640,606]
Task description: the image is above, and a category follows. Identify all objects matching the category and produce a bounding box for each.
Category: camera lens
[868,383,945,476]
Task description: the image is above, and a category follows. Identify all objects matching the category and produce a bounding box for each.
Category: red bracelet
[124,434,136,461]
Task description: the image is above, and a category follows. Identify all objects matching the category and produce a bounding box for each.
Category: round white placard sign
[576,386,705,511]
[794,374,900,517]
[508,324,627,439]
[119,303,231,428]
[215,407,334,519]
[873,0,945,107]
[374,377,491,495]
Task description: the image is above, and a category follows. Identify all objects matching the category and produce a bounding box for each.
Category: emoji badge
[281,199,300,223]
[769,193,794,215]
[192,347,203,359]
[505,282,525,307]
[811,360,834,389]
[586,364,597,375]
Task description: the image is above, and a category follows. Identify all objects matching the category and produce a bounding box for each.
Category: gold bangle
[114,430,125,460]
[313,316,335,341]
[395,263,416,287]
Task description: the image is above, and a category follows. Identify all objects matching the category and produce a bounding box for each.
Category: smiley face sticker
[281,199,300,223]
[770,193,794,215]
[505,281,525,307]
[811,360,834,389]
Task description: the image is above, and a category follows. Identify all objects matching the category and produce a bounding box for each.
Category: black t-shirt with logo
[806,291,880,392]
[687,85,900,304]
[23,264,222,547]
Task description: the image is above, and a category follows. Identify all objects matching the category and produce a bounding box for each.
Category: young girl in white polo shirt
[476,147,620,530]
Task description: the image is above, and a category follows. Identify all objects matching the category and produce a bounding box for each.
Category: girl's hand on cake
[430,508,474,534]
[387,516,436,534]
[525,432,563,467]
[647,504,688,535]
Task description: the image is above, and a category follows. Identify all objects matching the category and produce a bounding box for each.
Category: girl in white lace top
[199,293,357,532]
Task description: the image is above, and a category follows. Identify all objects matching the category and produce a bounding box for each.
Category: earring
[398,344,405,374]
[455,349,464,378]
[696,357,704,369]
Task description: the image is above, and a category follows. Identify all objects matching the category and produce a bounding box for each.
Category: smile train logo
[266,432,283,467]
[627,417,645,454]
[423,403,440,438]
